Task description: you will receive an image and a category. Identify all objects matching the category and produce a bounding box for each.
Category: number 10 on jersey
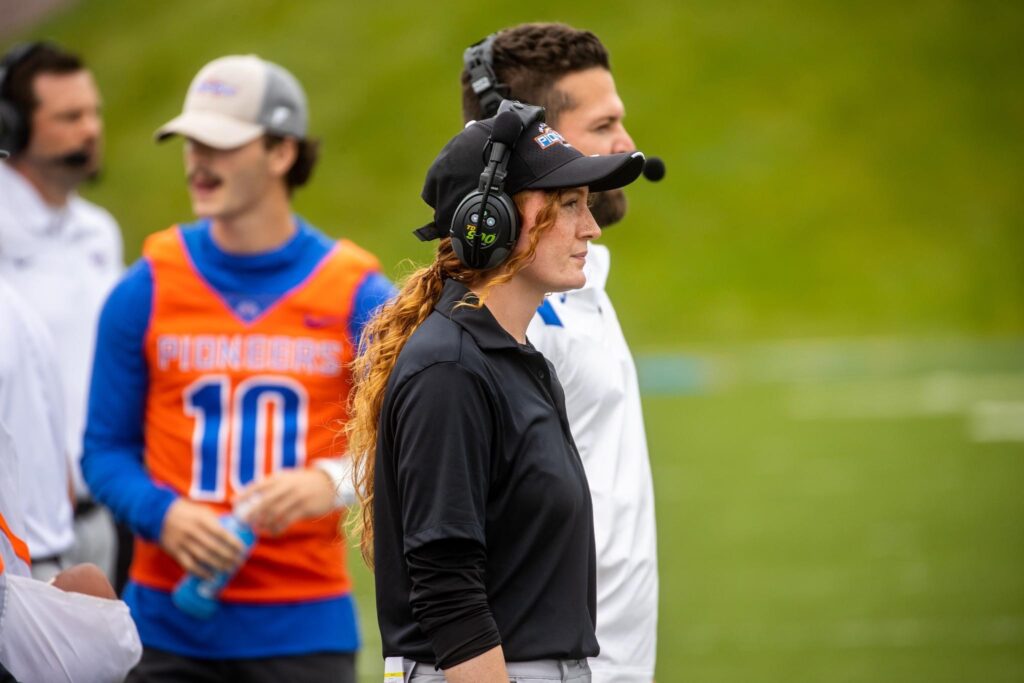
[184,375,310,501]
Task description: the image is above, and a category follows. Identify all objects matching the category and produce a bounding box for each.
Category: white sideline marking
[786,371,1024,426]
[970,402,1024,442]
[678,615,1024,654]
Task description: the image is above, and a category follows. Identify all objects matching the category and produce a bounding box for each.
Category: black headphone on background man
[463,33,666,184]
[463,34,506,120]
[450,100,545,270]
[0,42,46,156]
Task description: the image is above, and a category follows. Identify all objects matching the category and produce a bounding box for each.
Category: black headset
[454,35,523,269]
[0,42,46,156]
[463,33,506,120]
[449,100,544,270]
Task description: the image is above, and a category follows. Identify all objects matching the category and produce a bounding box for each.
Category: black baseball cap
[416,113,645,241]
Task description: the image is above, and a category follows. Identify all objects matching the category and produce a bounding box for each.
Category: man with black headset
[460,23,660,683]
[0,42,123,584]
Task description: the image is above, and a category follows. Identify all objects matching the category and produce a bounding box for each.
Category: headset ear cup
[489,193,518,268]
[0,100,26,154]
[1,42,45,157]
[450,191,519,270]
[450,193,473,267]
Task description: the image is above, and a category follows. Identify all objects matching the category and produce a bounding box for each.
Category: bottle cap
[232,493,261,523]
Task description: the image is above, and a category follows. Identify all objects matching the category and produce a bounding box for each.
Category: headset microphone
[53,149,91,167]
[642,156,665,182]
[486,108,527,158]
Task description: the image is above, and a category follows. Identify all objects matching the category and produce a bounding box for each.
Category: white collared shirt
[0,420,142,682]
[0,279,75,558]
[527,244,659,682]
[0,162,123,498]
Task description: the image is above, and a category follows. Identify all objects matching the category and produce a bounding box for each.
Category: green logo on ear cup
[465,226,497,247]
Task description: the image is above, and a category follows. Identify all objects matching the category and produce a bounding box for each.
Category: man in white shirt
[0,275,74,581]
[0,417,142,683]
[460,24,659,683]
[0,42,123,579]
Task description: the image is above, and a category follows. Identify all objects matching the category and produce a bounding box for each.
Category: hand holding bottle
[171,497,259,619]
[161,498,247,579]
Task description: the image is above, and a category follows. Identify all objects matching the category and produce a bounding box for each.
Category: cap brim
[526,151,645,193]
[154,110,264,150]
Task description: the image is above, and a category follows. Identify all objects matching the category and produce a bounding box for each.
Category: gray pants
[65,504,117,581]
[29,556,67,581]
[405,658,591,682]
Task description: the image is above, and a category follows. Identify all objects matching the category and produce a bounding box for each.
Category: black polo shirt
[373,278,599,663]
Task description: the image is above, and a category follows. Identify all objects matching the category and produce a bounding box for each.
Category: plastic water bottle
[171,499,258,619]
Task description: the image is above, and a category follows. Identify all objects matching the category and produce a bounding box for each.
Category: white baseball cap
[155,55,308,149]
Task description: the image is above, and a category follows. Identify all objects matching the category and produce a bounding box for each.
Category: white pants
[403,657,591,682]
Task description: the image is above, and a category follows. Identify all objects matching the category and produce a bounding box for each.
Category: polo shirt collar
[435,278,522,351]
[0,162,74,238]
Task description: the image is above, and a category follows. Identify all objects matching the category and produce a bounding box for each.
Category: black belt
[74,499,100,518]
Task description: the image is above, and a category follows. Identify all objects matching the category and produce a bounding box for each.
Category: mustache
[187,168,223,184]
[589,189,627,228]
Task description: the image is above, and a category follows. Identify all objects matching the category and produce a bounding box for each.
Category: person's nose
[185,139,213,163]
[610,123,635,155]
[81,109,102,140]
[581,210,602,241]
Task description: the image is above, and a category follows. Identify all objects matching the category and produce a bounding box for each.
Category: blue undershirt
[82,217,393,658]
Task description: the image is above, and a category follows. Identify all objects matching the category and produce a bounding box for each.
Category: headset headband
[0,42,47,95]
[463,34,506,119]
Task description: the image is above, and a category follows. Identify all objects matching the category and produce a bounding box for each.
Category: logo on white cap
[195,79,238,97]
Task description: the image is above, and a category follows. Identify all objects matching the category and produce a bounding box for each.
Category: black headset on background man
[463,33,666,186]
[463,34,506,120]
[0,42,46,156]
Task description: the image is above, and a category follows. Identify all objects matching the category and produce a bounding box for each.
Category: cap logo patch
[195,79,238,97]
[269,106,292,127]
[534,125,567,150]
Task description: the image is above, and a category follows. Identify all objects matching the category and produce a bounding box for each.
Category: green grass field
[5,1,1023,680]
[641,339,1024,682]
[345,336,1024,682]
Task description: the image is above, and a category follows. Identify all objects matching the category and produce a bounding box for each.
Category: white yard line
[786,373,1024,421]
[678,615,1024,654]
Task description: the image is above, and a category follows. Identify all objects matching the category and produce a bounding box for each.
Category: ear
[267,137,298,178]
[511,189,546,253]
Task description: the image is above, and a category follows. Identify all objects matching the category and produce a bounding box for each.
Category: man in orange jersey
[82,55,393,682]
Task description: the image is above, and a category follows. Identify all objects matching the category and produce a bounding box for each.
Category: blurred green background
[5,0,1023,680]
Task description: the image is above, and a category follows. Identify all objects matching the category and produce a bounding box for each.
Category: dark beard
[589,188,628,228]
